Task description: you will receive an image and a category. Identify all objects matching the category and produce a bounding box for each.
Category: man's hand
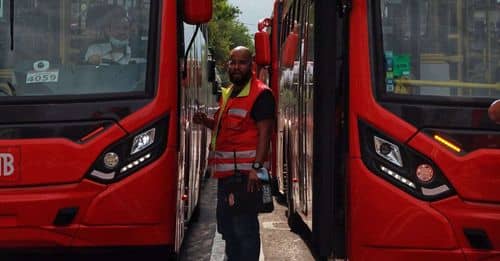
[247,169,262,192]
[87,55,102,65]
[193,112,207,125]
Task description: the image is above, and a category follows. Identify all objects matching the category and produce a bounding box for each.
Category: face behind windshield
[380,0,500,100]
[0,0,152,98]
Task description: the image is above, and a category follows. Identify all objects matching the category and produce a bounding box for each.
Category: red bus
[256,0,500,260]
[0,0,214,257]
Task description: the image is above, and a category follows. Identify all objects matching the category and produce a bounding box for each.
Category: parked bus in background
[0,0,215,257]
[255,0,500,260]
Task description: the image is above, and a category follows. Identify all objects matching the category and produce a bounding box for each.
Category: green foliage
[208,0,254,84]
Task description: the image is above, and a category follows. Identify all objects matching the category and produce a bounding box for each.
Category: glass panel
[0,0,152,98]
[380,0,500,99]
[0,0,4,19]
[303,0,314,228]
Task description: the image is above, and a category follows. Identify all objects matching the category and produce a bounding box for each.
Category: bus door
[280,0,316,231]
[295,0,309,223]
[297,0,315,228]
[312,0,348,258]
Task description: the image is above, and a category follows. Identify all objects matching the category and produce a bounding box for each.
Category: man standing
[193,46,275,260]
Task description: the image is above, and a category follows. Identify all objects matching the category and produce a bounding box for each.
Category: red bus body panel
[0,0,180,248]
[256,0,500,259]
[0,125,126,186]
[348,0,500,260]
[409,134,500,203]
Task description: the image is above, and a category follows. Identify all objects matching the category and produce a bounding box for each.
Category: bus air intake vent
[53,207,79,226]
[464,228,493,250]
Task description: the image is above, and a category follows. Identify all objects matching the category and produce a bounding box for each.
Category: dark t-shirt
[251,89,275,122]
[230,88,275,122]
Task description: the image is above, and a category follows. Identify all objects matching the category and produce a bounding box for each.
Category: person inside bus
[84,6,132,65]
[193,46,275,261]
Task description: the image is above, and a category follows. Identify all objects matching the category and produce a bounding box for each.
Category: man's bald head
[230,46,252,60]
[228,46,253,87]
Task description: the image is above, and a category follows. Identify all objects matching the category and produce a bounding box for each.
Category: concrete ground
[258,198,314,261]
[180,178,314,261]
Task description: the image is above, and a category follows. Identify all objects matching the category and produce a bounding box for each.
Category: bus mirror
[255,31,271,66]
[184,0,212,24]
[282,32,299,68]
[208,60,216,82]
[488,99,500,124]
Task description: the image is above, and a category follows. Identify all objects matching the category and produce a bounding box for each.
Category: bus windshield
[380,0,500,100]
[0,0,152,98]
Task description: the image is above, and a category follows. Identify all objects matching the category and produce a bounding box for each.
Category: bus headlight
[103,152,120,169]
[374,136,403,167]
[86,116,169,184]
[131,128,156,155]
[358,120,455,201]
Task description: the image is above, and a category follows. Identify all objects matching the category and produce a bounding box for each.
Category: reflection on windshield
[0,0,151,98]
[381,0,500,99]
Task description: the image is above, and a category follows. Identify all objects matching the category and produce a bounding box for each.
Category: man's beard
[229,72,252,86]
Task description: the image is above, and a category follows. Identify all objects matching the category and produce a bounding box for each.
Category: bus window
[380,0,500,100]
[0,0,152,98]
[0,0,4,19]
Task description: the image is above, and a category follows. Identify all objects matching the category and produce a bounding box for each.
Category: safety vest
[209,77,270,178]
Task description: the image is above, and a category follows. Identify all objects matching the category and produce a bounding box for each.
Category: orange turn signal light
[433,135,462,153]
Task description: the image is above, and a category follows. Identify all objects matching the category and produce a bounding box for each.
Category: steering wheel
[0,82,15,96]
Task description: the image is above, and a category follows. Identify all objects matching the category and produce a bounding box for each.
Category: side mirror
[282,32,299,68]
[254,18,272,66]
[488,99,500,124]
[184,0,212,24]
[255,31,271,66]
[208,60,216,82]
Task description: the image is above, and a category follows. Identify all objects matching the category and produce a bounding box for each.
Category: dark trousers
[217,177,260,261]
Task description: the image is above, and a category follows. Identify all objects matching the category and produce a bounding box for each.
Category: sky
[229,0,274,35]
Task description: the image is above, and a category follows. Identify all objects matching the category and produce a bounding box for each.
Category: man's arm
[247,89,276,192]
[251,89,276,163]
[247,118,274,192]
[254,118,274,164]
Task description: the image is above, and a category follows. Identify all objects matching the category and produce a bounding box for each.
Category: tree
[208,0,254,84]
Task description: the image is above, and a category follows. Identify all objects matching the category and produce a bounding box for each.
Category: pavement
[179,178,218,261]
[179,178,314,261]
